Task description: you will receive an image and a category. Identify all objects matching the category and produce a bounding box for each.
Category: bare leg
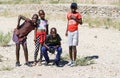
[16,43,20,62]
[73,46,77,61]
[39,44,43,62]
[69,46,73,61]
[22,43,28,63]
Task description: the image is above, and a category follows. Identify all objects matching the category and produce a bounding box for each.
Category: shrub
[0,32,11,47]
[61,54,95,66]
[0,54,3,62]
[76,56,95,66]
[0,65,14,71]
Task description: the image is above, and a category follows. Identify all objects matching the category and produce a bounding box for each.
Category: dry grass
[83,16,120,30]
[61,54,95,66]
[0,0,119,5]
[0,32,11,47]
[0,65,14,71]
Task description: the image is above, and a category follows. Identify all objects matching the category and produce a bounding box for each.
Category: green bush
[0,32,11,47]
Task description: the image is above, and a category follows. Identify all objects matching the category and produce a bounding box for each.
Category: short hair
[70,2,77,9]
[50,27,57,34]
[32,14,38,20]
[38,10,45,14]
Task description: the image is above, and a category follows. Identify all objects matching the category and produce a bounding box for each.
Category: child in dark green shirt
[41,27,62,66]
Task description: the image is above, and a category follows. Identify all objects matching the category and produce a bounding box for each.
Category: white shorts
[68,30,79,46]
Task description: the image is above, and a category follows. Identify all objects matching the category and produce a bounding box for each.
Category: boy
[13,14,38,67]
[33,10,49,66]
[65,3,82,67]
[42,27,62,67]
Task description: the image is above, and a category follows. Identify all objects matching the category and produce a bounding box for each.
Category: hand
[34,38,36,42]
[48,48,55,54]
[34,38,36,45]
[54,45,59,49]
[70,15,76,20]
[65,31,68,36]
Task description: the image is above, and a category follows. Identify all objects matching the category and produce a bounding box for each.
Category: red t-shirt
[67,12,82,32]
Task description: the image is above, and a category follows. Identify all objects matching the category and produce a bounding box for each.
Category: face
[32,15,38,24]
[39,11,45,19]
[71,7,77,13]
[51,29,56,38]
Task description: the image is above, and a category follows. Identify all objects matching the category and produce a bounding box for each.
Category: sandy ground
[0,17,120,78]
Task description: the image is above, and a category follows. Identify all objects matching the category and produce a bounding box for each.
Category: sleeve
[77,12,82,19]
[46,20,48,25]
[45,35,51,45]
[57,34,61,45]
[57,34,62,41]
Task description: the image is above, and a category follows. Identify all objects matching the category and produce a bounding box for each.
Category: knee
[41,46,47,53]
[57,47,62,53]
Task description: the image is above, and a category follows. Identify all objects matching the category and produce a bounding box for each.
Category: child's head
[70,2,77,13]
[38,10,45,19]
[50,27,57,38]
[32,14,38,23]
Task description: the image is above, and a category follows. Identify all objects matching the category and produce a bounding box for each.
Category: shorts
[12,33,27,44]
[68,30,79,46]
[36,31,46,44]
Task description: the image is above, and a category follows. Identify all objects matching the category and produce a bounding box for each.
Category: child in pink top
[33,10,49,66]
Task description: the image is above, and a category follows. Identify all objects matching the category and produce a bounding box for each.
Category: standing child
[13,14,38,67]
[33,10,49,66]
[65,3,82,67]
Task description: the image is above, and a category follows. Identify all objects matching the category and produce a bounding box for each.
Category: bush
[0,65,14,71]
[61,54,95,66]
[76,56,95,66]
[0,32,11,47]
[0,54,3,62]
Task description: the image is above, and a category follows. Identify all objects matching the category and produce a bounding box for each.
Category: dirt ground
[0,16,120,78]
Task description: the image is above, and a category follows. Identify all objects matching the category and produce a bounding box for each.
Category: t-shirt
[37,19,48,30]
[16,19,37,38]
[45,34,61,46]
[67,12,82,32]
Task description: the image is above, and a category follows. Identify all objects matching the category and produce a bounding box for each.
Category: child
[13,14,38,67]
[65,3,82,67]
[42,27,62,67]
[32,10,49,66]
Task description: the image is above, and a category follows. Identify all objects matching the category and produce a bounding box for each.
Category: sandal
[37,61,42,66]
[32,61,37,66]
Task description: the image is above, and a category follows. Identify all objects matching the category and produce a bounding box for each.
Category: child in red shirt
[65,3,82,67]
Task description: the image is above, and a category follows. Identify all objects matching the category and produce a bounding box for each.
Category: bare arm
[17,15,27,29]
[76,18,82,25]
[43,43,49,49]
[46,24,49,35]
[34,27,37,42]
[70,16,83,25]
[65,21,69,36]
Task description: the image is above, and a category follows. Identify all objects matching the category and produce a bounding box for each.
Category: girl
[33,10,49,66]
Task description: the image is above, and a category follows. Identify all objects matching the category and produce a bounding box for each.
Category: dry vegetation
[0,0,120,5]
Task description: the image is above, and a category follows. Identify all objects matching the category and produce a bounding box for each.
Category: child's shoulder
[56,34,61,37]
[40,19,48,22]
